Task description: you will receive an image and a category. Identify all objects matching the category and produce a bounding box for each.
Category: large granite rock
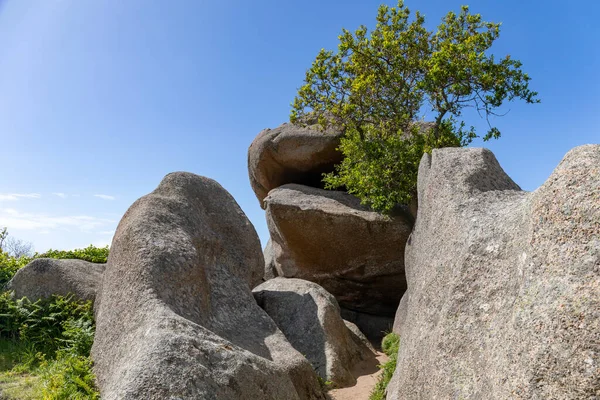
[253,278,376,387]
[6,258,105,302]
[248,122,343,208]
[265,184,412,316]
[388,146,600,399]
[92,172,324,400]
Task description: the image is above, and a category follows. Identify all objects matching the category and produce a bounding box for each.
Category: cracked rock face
[264,184,412,317]
[248,122,343,208]
[388,145,600,400]
[92,172,324,400]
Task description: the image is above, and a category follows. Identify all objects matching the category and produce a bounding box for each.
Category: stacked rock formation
[248,122,413,339]
[248,122,344,208]
[388,145,600,399]
[5,170,386,398]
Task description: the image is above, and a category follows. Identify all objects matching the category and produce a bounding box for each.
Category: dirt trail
[327,351,388,400]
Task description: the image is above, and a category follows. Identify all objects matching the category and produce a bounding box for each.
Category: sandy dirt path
[327,351,388,400]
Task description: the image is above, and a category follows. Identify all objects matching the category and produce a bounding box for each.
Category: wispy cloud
[98,230,115,236]
[94,194,115,201]
[0,208,116,232]
[0,193,41,201]
[52,192,68,199]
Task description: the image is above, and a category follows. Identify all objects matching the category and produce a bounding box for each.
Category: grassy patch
[0,370,40,400]
[0,347,98,400]
[37,352,99,400]
[0,294,99,399]
[369,332,400,400]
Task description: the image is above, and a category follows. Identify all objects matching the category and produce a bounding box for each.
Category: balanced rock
[388,146,600,399]
[248,122,343,207]
[253,278,376,387]
[92,172,324,400]
[6,258,105,302]
[264,184,412,317]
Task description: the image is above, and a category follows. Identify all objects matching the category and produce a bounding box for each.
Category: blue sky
[0,0,598,252]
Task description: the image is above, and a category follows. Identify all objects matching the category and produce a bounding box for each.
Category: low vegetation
[0,241,105,399]
[369,332,400,400]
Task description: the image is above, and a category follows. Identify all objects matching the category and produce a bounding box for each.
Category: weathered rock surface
[343,320,376,355]
[265,184,412,316]
[263,239,278,281]
[253,278,376,387]
[6,258,105,302]
[388,146,600,399]
[248,122,343,207]
[92,172,324,400]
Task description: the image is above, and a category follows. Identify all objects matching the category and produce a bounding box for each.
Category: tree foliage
[291,1,539,212]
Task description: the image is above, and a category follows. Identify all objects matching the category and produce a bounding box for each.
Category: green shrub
[0,293,99,398]
[0,293,94,358]
[369,332,400,400]
[0,245,104,399]
[39,245,109,264]
[0,252,32,287]
[381,332,400,356]
[38,352,99,400]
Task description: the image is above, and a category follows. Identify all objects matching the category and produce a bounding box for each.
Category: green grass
[0,371,40,400]
[369,332,400,400]
[0,340,98,400]
[0,294,99,399]
[0,339,40,400]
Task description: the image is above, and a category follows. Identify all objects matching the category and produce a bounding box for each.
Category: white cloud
[94,194,115,201]
[52,192,68,199]
[0,193,41,201]
[98,230,115,236]
[0,208,116,232]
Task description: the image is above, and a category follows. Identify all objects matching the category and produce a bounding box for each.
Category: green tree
[291,2,539,212]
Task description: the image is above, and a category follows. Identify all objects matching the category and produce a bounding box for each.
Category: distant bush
[40,245,109,264]
[0,252,33,288]
[369,332,400,400]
